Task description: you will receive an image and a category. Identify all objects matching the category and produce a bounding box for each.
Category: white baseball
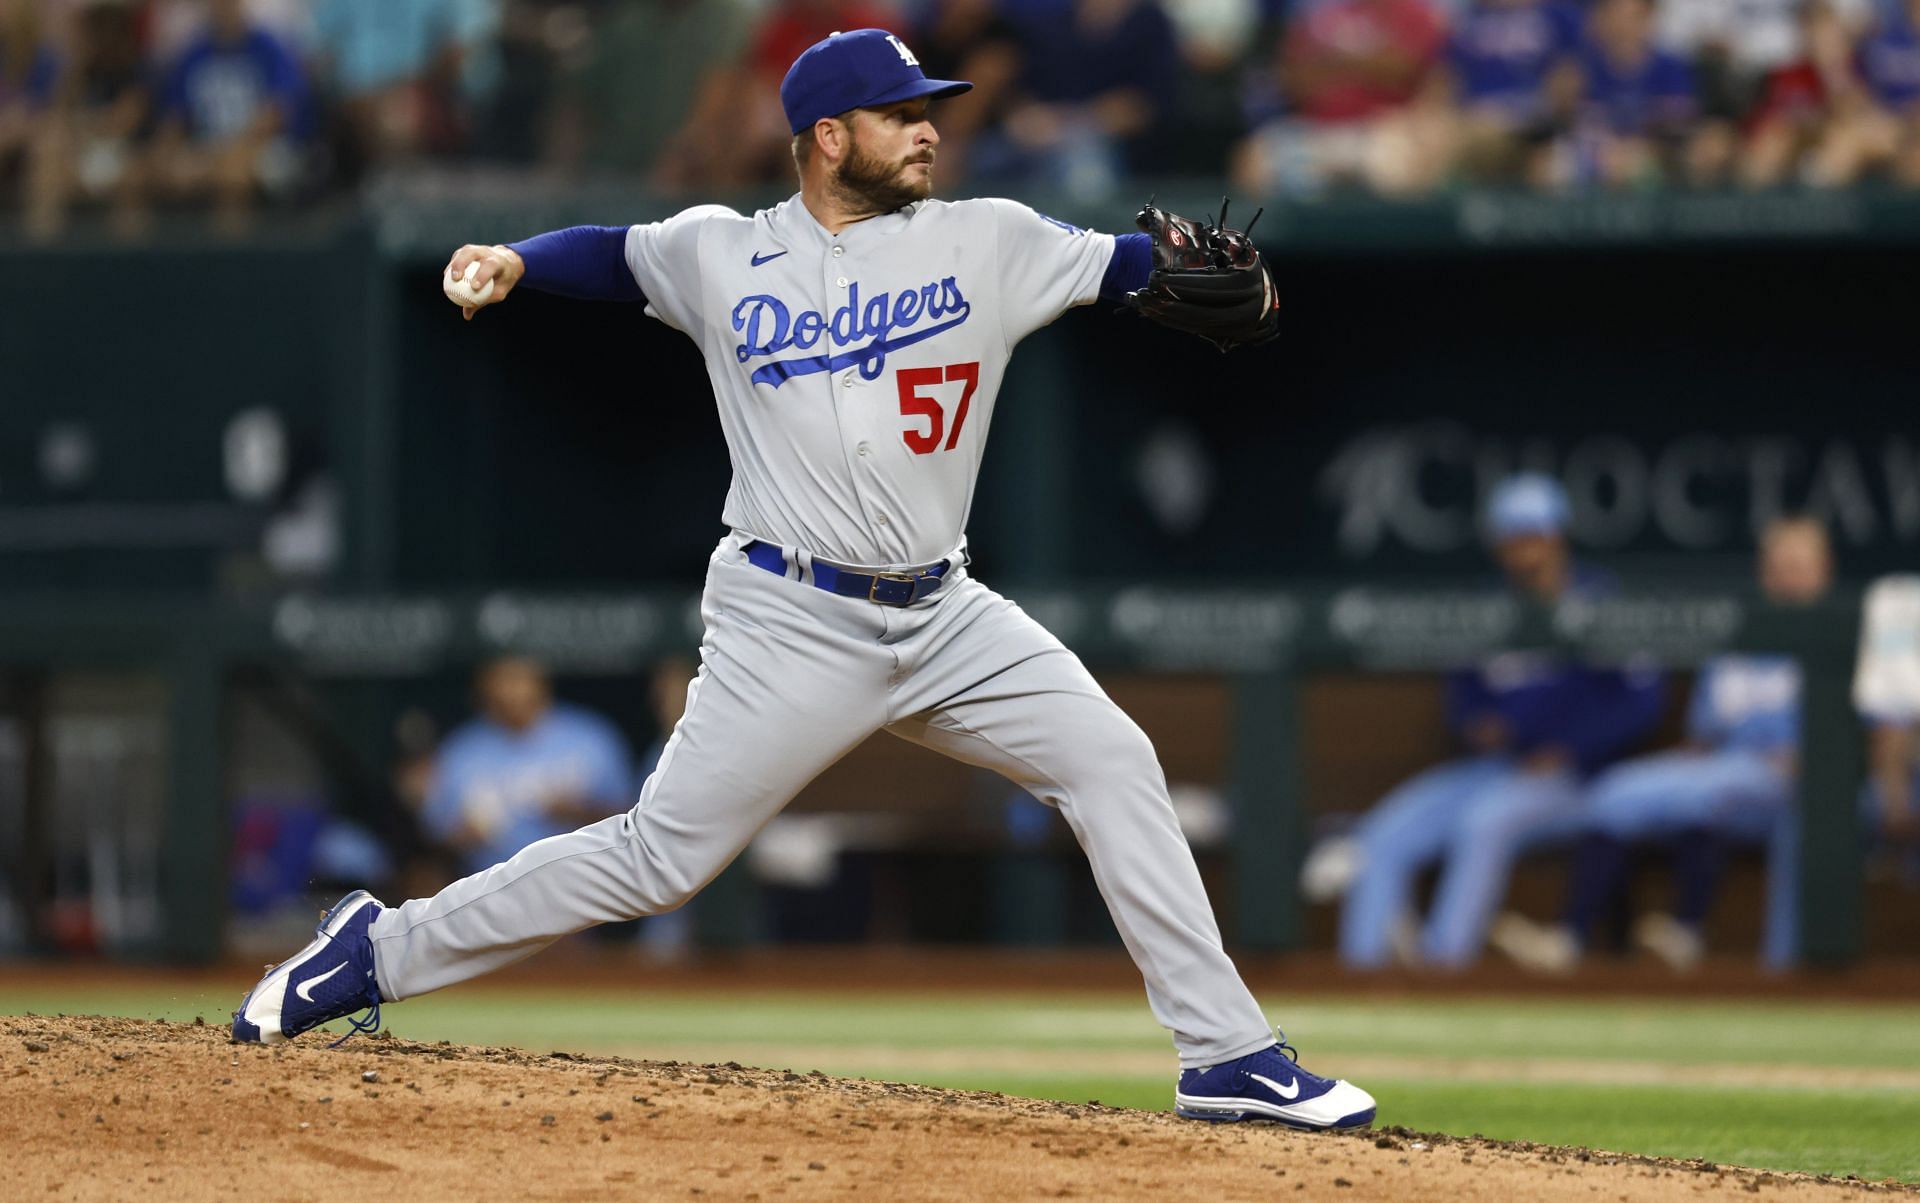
[443,260,498,308]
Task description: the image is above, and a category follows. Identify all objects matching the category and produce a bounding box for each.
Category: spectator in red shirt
[1233,0,1450,196]
[1741,0,1873,186]
[752,0,897,83]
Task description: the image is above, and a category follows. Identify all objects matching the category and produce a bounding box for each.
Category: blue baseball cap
[781,29,972,136]
[1486,473,1572,541]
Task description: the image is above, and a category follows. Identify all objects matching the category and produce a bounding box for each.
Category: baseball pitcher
[233,28,1372,1131]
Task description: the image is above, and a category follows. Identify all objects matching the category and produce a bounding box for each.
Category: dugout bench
[0,586,1865,967]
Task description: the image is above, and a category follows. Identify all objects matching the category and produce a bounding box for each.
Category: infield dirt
[5,1014,1913,1202]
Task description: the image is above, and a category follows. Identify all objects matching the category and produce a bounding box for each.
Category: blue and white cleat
[232,889,384,1045]
[1175,1040,1377,1130]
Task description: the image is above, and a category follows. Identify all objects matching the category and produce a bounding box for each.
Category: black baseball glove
[1126,199,1279,352]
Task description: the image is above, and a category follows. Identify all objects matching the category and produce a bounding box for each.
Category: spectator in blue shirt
[423,657,636,876]
[1856,0,1920,184]
[1439,0,1583,183]
[1309,474,1666,970]
[147,0,311,233]
[1565,0,1700,187]
[1861,0,1920,112]
[973,0,1178,196]
[1492,517,1832,974]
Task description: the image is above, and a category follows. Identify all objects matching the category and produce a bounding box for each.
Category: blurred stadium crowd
[10,0,1920,239]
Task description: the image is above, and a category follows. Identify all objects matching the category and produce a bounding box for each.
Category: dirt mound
[3,1014,1910,1202]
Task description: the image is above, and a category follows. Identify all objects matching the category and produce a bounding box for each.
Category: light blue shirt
[1688,654,1801,755]
[311,0,498,96]
[424,703,634,872]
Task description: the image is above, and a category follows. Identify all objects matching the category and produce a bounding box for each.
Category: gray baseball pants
[368,534,1276,1067]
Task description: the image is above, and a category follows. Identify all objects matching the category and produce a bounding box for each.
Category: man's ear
[816,115,849,164]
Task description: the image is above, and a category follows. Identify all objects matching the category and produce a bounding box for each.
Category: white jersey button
[875,513,890,525]
[832,246,844,257]
[836,276,848,287]
[856,441,871,456]
[842,371,856,387]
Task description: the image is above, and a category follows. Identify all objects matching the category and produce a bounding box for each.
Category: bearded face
[828,109,936,214]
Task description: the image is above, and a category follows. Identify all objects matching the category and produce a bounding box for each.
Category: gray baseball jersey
[627,196,1113,568]
[367,195,1278,1069]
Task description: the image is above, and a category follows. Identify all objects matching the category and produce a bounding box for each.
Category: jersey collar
[775,193,926,246]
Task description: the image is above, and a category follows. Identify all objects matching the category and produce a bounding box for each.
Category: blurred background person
[308,0,501,176]
[1855,577,1920,860]
[1303,474,1666,970]
[1491,516,1834,975]
[1553,0,1701,190]
[1233,0,1449,197]
[1154,0,1261,175]
[546,0,754,189]
[144,0,314,235]
[1659,0,1872,152]
[1433,0,1582,186]
[1850,0,1920,185]
[421,656,635,878]
[145,0,313,61]
[973,0,1177,197]
[24,1,149,241]
[0,0,58,201]
[728,0,898,190]
[904,0,1024,185]
[1738,0,1867,187]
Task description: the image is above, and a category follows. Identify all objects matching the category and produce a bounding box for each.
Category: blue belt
[742,539,950,607]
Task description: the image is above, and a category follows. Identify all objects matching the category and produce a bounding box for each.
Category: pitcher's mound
[2,1014,1905,1201]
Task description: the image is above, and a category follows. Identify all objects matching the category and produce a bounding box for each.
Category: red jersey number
[897,362,979,455]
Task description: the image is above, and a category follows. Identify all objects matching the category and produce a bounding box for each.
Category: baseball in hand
[443,260,497,308]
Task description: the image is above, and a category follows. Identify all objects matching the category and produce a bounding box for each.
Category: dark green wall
[3,228,1915,593]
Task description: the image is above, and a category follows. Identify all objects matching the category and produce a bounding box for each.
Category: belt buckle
[868,571,919,606]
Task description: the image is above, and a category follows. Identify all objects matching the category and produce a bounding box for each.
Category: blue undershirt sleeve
[506,225,645,302]
[1097,232,1152,306]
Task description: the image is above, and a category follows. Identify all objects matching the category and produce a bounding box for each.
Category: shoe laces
[316,917,382,1048]
[328,998,382,1049]
[1273,1030,1300,1063]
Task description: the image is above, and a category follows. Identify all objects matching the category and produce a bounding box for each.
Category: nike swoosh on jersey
[295,961,349,1003]
[1249,1071,1301,1100]
[750,251,788,267]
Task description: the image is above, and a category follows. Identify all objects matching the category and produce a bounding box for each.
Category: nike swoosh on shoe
[295,961,349,1003]
[1249,1071,1300,1099]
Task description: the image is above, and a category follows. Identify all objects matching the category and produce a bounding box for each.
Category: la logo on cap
[887,34,920,66]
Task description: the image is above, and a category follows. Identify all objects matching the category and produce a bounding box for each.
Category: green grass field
[8,982,1916,1182]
